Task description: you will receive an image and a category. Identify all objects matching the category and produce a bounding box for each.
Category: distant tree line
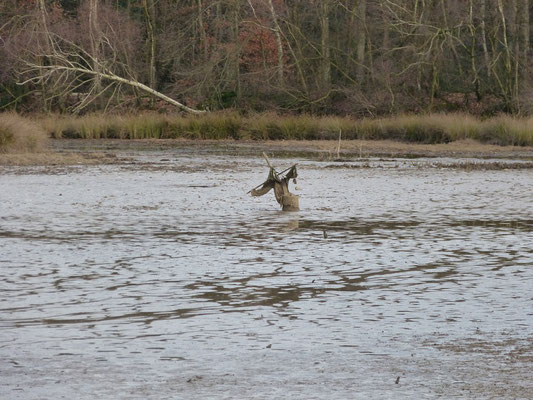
[1,0,532,115]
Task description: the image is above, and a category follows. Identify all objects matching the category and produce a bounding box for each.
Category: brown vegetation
[3,112,533,166]
[38,112,533,147]
[0,113,47,153]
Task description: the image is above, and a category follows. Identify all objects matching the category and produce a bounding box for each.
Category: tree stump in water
[249,153,300,211]
[281,194,299,211]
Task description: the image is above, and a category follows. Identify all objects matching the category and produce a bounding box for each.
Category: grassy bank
[0,113,121,165]
[0,113,48,153]
[31,112,533,147]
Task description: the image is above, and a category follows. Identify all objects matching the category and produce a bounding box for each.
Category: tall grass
[479,116,533,146]
[42,112,243,140]
[0,113,48,153]
[36,112,533,146]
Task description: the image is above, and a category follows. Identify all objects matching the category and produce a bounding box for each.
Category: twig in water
[336,129,342,159]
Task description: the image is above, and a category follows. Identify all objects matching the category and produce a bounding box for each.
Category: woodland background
[1,0,532,116]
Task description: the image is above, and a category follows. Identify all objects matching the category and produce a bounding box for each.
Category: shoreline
[2,138,533,167]
[53,137,533,159]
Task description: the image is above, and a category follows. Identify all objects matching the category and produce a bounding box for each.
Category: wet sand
[1,144,532,399]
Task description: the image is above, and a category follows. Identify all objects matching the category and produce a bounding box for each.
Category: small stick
[262,152,274,169]
[277,165,296,175]
[261,152,297,175]
[336,129,341,159]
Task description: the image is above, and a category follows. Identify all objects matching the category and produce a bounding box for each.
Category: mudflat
[1,143,532,399]
[2,138,533,167]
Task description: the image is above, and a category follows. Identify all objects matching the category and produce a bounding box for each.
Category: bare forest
[1,0,533,116]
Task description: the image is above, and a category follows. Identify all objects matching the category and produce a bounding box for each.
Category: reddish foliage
[239,22,280,73]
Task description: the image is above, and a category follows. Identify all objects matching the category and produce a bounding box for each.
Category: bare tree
[355,0,366,82]
[519,0,530,66]
[319,0,331,90]
[4,0,533,115]
[479,0,491,80]
[267,0,285,86]
[15,1,204,114]
[142,0,157,92]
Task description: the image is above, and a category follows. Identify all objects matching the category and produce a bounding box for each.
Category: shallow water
[1,149,532,399]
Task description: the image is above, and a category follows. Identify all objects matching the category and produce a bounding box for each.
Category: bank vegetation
[38,112,533,146]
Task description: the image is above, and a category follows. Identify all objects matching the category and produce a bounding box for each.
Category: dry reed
[33,112,533,146]
[0,112,48,153]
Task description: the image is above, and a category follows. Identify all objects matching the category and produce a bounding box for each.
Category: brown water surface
[1,147,532,399]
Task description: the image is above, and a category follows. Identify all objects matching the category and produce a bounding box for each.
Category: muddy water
[1,149,532,399]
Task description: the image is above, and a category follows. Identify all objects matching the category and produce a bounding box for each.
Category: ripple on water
[0,156,532,398]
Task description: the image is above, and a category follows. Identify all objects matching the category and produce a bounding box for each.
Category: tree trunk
[198,0,208,61]
[356,0,366,83]
[283,18,310,96]
[480,0,491,79]
[497,0,514,109]
[320,0,330,90]
[233,0,241,100]
[380,4,395,110]
[519,0,530,69]
[89,0,109,110]
[38,0,51,112]
[267,0,284,87]
[89,0,101,94]
[142,0,157,92]
[469,0,481,100]
[440,0,464,80]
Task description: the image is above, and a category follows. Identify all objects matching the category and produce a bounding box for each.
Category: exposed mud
[3,138,533,169]
[0,150,124,167]
[50,137,533,160]
[1,147,532,399]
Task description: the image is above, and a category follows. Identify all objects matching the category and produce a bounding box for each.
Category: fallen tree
[13,1,204,114]
[18,54,205,114]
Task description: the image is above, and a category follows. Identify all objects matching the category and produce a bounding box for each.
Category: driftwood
[249,153,299,211]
